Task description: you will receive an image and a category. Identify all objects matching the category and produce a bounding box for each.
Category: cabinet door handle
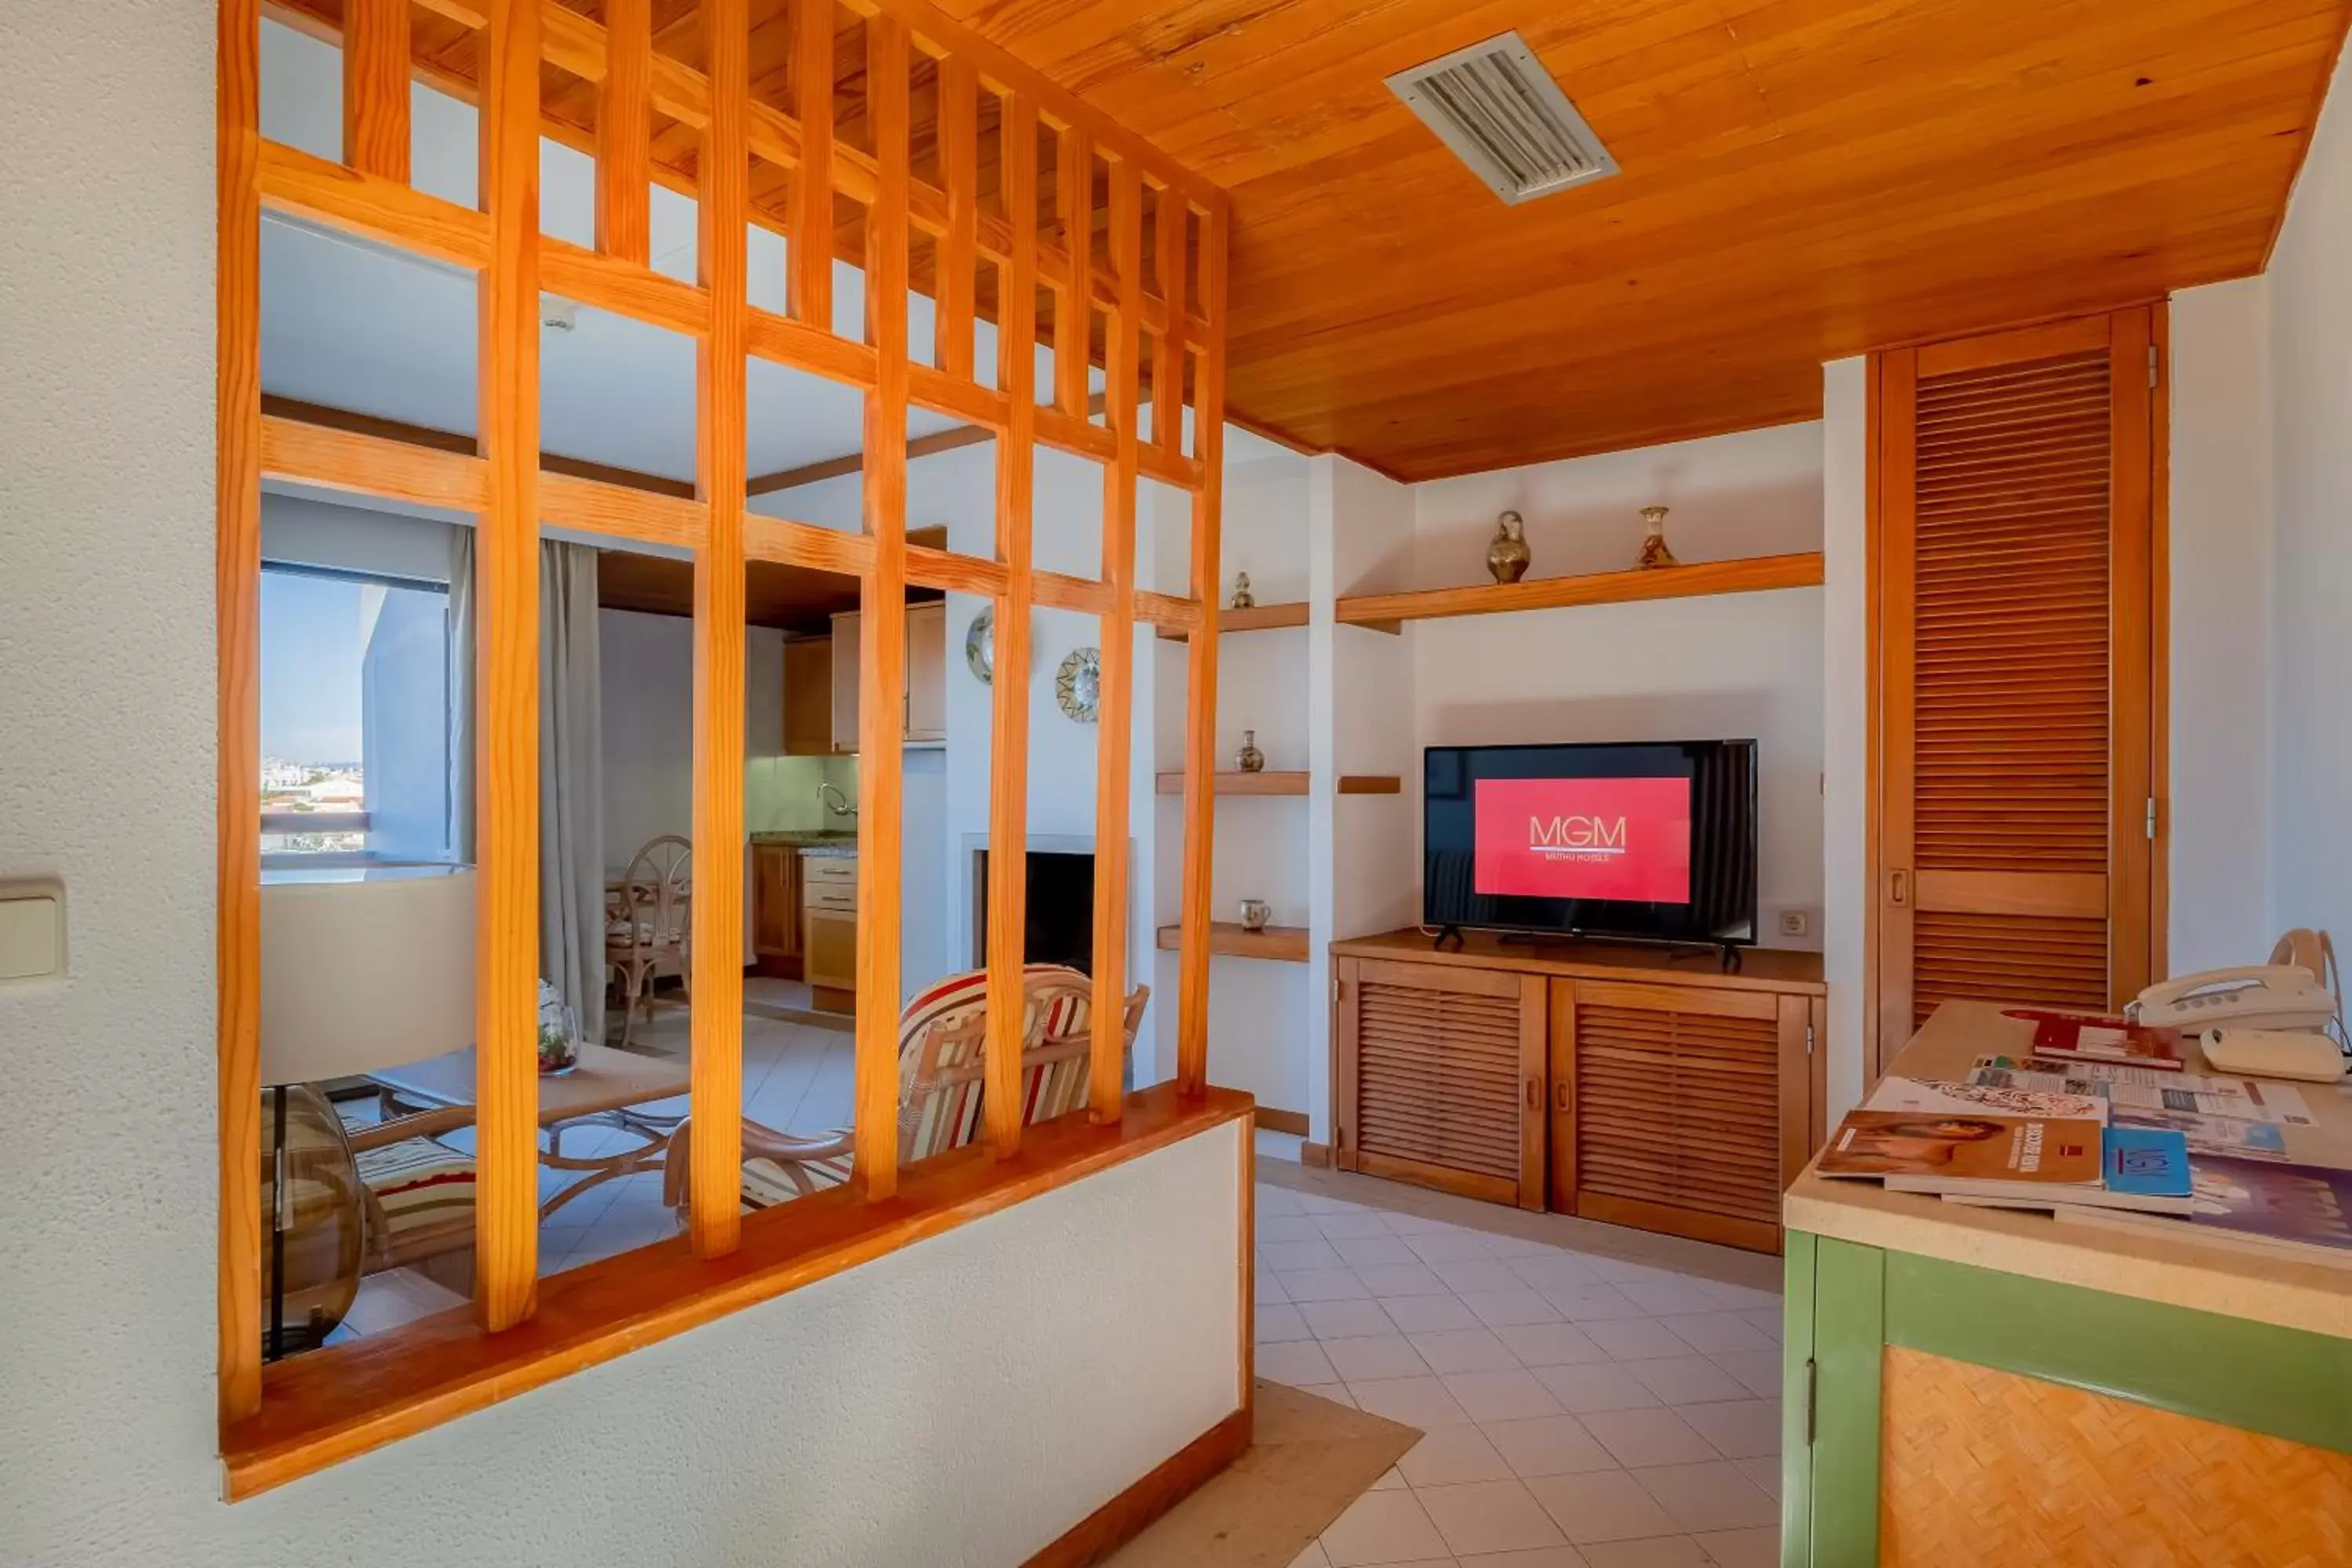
[1525,1078,1540,1111]
[1889,869,1910,906]
[1555,1083,1570,1112]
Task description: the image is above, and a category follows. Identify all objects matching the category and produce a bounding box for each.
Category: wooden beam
[1152,183,1187,462]
[745,390,1102,496]
[473,0,543,1333]
[1053,123,1091,419]
[851,11,912,1203]
[1178,198,1228,1100]
[260,396,696,499]
[789,0,833,332]
[218,0,265,1428]
[595,0,651,266]
[937,56,978,384]
[1091,154,1142,1123]
[341,0,411,182]
[983,89,1039,1160]
[688,0,750,1263]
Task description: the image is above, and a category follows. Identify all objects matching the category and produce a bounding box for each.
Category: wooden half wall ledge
[222,1084,1254,1500]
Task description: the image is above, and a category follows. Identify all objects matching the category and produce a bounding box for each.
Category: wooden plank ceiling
[932,0,2351,478]
[280,0,2350,479]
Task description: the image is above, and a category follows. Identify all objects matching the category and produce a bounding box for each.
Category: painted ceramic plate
[965,604,995,684]
[1055,647,1101,723]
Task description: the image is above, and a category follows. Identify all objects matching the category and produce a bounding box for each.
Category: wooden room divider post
[473,0,545,1331]
[1091,155,1142,1123]
[1177,205,1229,1098]
[216,0,265,1425]
[687,0,750,1260]
[851,11,913,1203]
[983,91,1040,1158]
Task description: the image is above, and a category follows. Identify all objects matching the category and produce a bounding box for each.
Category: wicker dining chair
[607,833,691,1049]
[662,964,1147,1214]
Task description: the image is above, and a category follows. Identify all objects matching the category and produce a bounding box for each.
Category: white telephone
[2128,930,2342,1034]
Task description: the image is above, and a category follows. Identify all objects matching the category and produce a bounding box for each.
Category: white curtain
[539,540,607,1045]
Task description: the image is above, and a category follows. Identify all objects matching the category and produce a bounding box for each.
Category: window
[260,563,452,866]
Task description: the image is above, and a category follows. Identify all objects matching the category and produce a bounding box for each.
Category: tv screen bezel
[1420,739,1759,948]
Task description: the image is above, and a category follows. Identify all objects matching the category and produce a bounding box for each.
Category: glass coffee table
[370,1043,691,1220]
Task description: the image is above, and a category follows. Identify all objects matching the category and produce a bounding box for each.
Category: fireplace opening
[971,848,1094,975]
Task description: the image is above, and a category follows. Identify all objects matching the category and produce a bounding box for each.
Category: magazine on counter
[1929,1126,2194,1214]
[1818,1109,2103,1189]
[2056,1154,2352,1269]
[1866,1074,2106,1122]
[1969,1057,2316,1125]
[2001,1009,2187,1071]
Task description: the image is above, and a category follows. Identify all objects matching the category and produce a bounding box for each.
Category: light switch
[0,884,64,982]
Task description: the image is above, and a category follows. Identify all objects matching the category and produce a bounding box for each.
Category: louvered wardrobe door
[1876,309,2158,1059]
[1553,981,1798,1252]
[1333,958,1545,1209]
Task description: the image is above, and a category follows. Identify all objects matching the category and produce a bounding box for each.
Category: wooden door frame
[1863,303,2172,1083]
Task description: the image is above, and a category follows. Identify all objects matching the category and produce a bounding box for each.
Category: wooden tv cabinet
[1328,929,1828,1253]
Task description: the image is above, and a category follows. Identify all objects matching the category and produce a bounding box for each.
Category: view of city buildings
[260,756,368,855]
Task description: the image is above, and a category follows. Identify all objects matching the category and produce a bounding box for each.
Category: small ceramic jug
[1237,898,1272,932]
[1486,510,1531,584]
[1237,729,1265,773]
[1637,505,1679,569]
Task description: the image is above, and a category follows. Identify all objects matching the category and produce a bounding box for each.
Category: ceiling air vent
[1387,33,1617,205]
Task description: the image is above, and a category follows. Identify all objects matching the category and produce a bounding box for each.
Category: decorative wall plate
[965,604,995,684]
[1055,647,1102,723]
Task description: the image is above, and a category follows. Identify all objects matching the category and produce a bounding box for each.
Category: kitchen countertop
[797,843,857,859]
[750,830,857,849]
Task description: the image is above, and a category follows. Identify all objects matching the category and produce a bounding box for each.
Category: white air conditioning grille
[1388,33,1618,205]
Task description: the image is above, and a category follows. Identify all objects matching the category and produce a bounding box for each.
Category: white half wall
[2269,38,2352,947]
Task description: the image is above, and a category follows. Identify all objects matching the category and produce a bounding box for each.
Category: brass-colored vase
[1230,572,1256,610]
[1486,510,1531,583]
[1237,729,1265,773]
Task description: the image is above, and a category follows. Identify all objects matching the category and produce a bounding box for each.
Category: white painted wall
[1819,359,1869,1120]
[2169,278,2277,972]
[2268,40,2352,949]
[1309,457,1421,1140]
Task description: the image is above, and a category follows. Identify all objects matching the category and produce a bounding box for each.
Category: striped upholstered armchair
[662,964,1148,1215]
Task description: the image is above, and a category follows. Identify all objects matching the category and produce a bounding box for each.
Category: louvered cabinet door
[1875,309,2159,1058]
[1333,957,1546,1209]
[1552,980,1797,1252]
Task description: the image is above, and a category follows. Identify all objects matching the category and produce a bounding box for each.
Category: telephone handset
[2127,930,2342,1034]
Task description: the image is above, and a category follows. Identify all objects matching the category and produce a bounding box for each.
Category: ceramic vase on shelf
[1486,510,1531,583]
[1236,729,1265,773]
[1637,505,1679,569]
[1237,898,1272,932]
[1231,572,1256,610]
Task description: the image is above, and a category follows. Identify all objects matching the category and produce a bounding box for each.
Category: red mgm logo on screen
[1473,776,1692,903]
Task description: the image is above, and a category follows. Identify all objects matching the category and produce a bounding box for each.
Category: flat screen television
[1422,740,1758,948]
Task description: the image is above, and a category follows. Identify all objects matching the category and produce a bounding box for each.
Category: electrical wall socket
[1777,906,1813,940]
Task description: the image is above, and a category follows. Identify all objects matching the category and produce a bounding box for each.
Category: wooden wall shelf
[1154,601,1403,639]
[1153,771,1402,796]
[1155,922,1310,962]
[1334,552,1825,626]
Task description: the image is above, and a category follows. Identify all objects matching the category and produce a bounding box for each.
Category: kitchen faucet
[817,779,857,821]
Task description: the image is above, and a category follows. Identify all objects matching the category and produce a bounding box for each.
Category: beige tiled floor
[1258,1174,1782,1568]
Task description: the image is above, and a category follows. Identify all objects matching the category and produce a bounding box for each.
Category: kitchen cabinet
[829,601,946,752]
[782,637,833,757]
[751,842,802,977]
[803,853,858,1013]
